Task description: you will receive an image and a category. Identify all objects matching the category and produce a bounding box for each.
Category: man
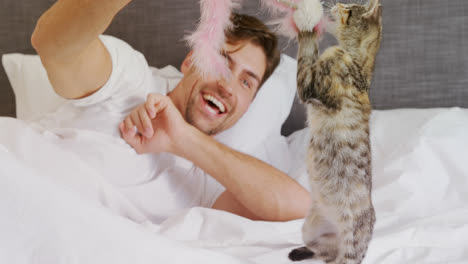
[31,0,311,222]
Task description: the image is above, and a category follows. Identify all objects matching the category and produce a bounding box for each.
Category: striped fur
[289,0,382,263]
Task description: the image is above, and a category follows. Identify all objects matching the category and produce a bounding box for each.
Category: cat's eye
[346,9,352,25]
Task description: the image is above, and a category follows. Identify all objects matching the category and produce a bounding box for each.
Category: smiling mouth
[203,94,226,114]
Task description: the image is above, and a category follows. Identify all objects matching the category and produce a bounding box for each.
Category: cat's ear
[365,0,379,10]
[363,0,382,21]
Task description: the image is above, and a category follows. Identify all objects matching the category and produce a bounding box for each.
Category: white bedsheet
[1,108,468,264]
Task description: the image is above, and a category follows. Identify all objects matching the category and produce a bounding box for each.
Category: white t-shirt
[31,35,225,224]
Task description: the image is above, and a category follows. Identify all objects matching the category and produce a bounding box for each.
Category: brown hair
[225,13,280,88]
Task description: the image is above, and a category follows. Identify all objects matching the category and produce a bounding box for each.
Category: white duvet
[1,108,468,264]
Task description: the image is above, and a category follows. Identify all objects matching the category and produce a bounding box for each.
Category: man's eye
[242,79,251,89]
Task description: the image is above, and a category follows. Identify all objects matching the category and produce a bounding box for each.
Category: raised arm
[31,0,132,99]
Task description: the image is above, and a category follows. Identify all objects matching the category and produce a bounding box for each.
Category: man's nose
[217,78,234,97]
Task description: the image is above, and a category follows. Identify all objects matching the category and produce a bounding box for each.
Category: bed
[1,0,467,263]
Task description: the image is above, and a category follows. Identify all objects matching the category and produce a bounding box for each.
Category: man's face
[181,42,267,135]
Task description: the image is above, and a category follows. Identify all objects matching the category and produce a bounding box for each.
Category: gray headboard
[1,0,467,135]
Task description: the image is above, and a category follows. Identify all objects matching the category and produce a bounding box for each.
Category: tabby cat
[288,0,382,263]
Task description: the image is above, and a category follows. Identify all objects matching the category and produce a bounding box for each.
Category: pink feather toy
[186,0,328,80]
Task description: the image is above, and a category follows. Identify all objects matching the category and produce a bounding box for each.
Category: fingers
[138,106,153,138]
[124,115,136,136]
[121,114,137,142]
[146,93,169,116]
[121,103,154,139]
[119,121,144,153]
[119,93,173,153]
[145,98,156,119]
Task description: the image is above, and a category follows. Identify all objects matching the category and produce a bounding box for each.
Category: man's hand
[120,93,187,154]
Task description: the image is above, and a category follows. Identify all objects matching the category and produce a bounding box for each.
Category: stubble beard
[185,97,223,136]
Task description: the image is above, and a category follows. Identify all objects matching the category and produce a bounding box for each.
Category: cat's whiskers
[323,2,334,9]
[322,0,334,8]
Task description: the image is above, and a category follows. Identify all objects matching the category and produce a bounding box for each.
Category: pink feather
[261,0,300,39]
[313,16,329,37]
[187,0,327,79]
[264,0,328,40]
[260,0,300,14]
[186,0,240,79]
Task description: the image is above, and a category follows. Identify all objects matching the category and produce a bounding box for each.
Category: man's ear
[181,51,194,74]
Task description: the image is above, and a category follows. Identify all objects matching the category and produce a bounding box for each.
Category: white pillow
[1,43,297,155]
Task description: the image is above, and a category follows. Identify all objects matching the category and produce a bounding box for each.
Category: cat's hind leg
[288,233,339,262]
[289,210,339,262]
[289,246,314,261]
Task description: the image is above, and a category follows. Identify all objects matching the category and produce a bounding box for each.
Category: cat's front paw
[293,0,324,32]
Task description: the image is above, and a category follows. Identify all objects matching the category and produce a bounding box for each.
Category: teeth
[203,94,226,113]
